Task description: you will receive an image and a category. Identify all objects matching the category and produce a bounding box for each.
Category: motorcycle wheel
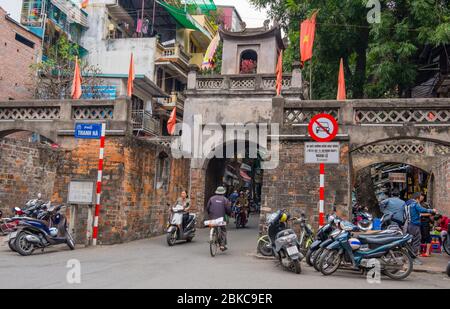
[235,214,240,229]
[166,231,177,247]
[446,262,450,277]
[8,238,17,252]
[15,232,34,256]
[257,235,273,256]
[313,248,325,271]
[305,248,314,266]
[443,237,450,256]
[382,249,413,280]
[66,231,75,250]
[186,237,193,243]
[291,259,302,274]
[319,249,342,276]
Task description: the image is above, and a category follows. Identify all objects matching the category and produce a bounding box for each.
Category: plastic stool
[431,235,442,253]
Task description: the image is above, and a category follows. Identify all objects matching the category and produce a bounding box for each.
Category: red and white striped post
[319,163,325,227]
[92,123,106,246]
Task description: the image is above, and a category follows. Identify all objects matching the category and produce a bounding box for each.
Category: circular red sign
[308,114,339,142]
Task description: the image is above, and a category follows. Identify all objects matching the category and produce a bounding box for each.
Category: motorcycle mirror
[37,193,42,199]
[14,207,21,212]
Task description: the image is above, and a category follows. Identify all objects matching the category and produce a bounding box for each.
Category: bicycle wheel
[210,228,219,257]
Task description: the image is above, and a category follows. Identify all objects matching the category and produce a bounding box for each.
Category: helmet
[348,238,361,250]
[280,213,288,223]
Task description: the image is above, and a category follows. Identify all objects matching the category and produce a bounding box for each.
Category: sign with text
[305,142,340,164]
[388,173,407,183]
[68,181,95,204]
[75,123,102,139]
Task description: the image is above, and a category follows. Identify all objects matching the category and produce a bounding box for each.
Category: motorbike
[267,210,303,274]
[10,204,75,256]
[298,213,315,254]
[352,203,373,231]
[318,220,415,280]
[166,204,196,246]
[305,214,339,267]
[234,205,247,229]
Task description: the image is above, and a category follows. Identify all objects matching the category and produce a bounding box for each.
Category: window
[155,152,170,191]
[240,50,258,74]
[15,33,35,49]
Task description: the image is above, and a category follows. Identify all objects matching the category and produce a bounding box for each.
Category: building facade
[0,7,42,100]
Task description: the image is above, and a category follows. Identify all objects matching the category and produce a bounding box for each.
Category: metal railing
[131,110,160,135]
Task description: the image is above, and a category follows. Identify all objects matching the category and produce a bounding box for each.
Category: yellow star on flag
[303,35,309,43]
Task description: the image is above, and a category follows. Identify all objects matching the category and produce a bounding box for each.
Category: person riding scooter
[166,190,196,246]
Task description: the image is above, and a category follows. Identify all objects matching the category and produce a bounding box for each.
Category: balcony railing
[156,43,191,67]
[131,110,160,135]
[155,92,185,110]
[192,74,294,91]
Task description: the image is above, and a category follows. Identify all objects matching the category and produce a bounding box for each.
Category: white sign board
[68,181,95,204]
[305,142,340,164]
[389,173,407,183]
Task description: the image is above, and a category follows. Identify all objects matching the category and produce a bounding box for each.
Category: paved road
[1,215,448,289]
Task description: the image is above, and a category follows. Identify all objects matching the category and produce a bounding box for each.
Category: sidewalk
[414,252,449,274]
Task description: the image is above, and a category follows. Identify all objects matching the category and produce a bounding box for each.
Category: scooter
[11,204,75,256]
[305,214,339,267]
[166,204,196,246]
[234,205,247,229]
[352,204,373,231]
[267,210,303,274]
[443,223,450,256]
[318,221,414,280]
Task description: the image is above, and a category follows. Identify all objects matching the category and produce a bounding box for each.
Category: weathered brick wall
[432,158,450,215]
[0,138,60,215]
[51,136,190,245]
[262,141,351,228]
[0,8,41,100]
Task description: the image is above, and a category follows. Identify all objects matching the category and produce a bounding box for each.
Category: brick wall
[50,136,190,245]
[0,138,60,215]
[262,141,351,228]
[432,158,450,215]
[0,135,189,245]
[0,8,41,100]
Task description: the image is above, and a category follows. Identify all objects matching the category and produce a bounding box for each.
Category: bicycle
[204,217,227,257]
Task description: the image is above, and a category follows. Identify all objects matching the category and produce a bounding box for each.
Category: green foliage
[250,0,450,99]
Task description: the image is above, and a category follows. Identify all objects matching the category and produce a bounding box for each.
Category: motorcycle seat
[358,234,405,245]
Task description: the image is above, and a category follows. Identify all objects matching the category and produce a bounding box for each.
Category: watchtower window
[155,152,170,191]
[240,50,258,74]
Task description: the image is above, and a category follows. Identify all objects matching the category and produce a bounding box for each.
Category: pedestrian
[379,188,406,227]
[434,214,449,241]
[419,202,433,257]
[206,186,232,251]
[404,192,437,263]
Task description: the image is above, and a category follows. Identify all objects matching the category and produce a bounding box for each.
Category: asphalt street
[0,215,449,289]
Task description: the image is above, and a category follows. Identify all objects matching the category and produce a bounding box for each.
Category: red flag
[300,11,318,66]
[167,107,177,135]
[337,58,346,100]
[81,0,89,9]
[127,53,135,97]
[71,56,82,99]
[276,50,283,96]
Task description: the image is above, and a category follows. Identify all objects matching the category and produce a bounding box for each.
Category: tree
[250,0,450,99]
[31,36,107,99]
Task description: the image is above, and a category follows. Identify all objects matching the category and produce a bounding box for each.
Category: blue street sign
[75,123,103,139]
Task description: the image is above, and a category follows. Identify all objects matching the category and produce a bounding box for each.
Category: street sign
[305,142,340,164]
[75,123,103,139]
[389,173,407,183]
[68,181,95,204]
[308,114,339,142]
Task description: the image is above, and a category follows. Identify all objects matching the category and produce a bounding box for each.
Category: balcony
[131,110,161,135]
[155,92,185,111]
[155,43,192,79]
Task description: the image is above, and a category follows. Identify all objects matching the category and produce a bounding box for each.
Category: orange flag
[127,53,135,97]
[337,58,346,100]
[276,50,283,96]
[71,56,82,100]
[300,11,318,66]
[167,107,177,136]
[81,0,89,9]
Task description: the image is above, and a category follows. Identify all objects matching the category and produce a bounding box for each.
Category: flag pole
[309,62,313,100]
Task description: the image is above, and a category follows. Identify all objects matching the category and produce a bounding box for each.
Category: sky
[0,0,268,27]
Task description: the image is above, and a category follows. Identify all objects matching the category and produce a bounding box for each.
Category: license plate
[287,245,299,256]
[8,231,17,240]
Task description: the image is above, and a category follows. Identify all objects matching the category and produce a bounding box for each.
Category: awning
[156,0,211,39]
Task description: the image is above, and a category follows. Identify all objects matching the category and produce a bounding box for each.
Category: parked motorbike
[352,203,373,231]
[298,213,314,254]
[305,214,339,267]
[10,204,75,256]
[267,210,303,274]
[166,204,196,246]
[318,221,414,280]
